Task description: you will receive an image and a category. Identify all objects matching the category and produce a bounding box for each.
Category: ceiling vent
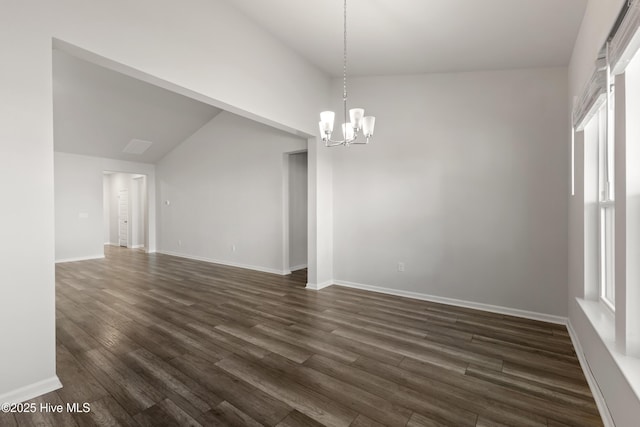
[123,139,153,155]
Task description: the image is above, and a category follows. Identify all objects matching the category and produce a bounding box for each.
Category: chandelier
[318,0,376,147]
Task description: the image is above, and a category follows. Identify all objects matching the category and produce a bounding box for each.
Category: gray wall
[0,0,330,401]
[54,153,155,262]
[55,153,104,262]
[157,111,306,274]
[331,68,569,317]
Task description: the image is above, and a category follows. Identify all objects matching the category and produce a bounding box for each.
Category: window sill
[577,297,640,401]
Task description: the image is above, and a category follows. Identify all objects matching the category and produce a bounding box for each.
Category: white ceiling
[53,49,222,163]
[52,1,587,163]
[220,0,588,76]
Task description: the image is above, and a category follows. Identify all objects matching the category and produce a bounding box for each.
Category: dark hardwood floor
[0,246,602,426]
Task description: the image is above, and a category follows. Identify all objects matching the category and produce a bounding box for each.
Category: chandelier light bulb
[320,111,335,133]
[342,123,355,140]
[318,122,329,140]
[349,108,364,130]
[362,116,376,137]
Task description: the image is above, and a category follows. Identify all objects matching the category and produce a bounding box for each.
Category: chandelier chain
[343,0,348,131]
[318,0,375,147]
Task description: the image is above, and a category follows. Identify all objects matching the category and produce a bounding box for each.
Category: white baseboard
[566,320,614,427]
[305,280,333,290]
[329,280,568,325]
[131,244,145,249]
[157,250,288,275]
[290,264,308,272]
[55,254,104,264]
[0,376,62,404]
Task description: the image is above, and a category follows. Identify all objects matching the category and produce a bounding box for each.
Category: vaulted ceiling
[220,0,587,76]
[52,0,588,163]
[53,49,221,164]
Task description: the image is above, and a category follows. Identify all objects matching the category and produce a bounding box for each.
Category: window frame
[597,87,616,311]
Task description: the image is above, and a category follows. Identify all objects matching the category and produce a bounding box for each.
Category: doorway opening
[284,150,308,274]
[103,172,148,251]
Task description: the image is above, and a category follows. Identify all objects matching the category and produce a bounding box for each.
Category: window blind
[610,0,640,74]
[573,58,607,131]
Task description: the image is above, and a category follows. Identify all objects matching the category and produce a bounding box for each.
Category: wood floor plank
[501,362,592,397]
[75,347,165,415]
[55,344,110,405]
[255,302,342,332]
[216,353,359,427]
[0,413,17,427]
[288,323,405,366]
[207,401,264,427]
[349,414,387,427]
[13,392,79,427]
[71,396,138,427]
[276,410,326,427]
[169,352,292,426]
[133,398,202,427]
[396,357,602,426]
[471,333,579,364]
[122,348,216,419]
[254,323,359,364]
[332,327,484,373]
[465,364,599,414]
[325,307,472,341]
[87,300,190,361]
[467,337,584,380]
[355,356,550,427]
[405,412,445,427]
[56,317,102,354]
[474,417,511,427]
[186,321,272,359]
[304,354,478,426]
[215,323,312,363]
[46,246,603,427]
[261,352,412,426]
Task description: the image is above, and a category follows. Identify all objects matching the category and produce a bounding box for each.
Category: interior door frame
[282,148,309,275]
[118,188,129,248]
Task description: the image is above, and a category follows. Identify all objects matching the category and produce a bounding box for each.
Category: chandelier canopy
[318,0,376,147]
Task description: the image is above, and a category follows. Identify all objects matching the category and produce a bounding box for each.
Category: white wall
[157,111,306,274]
[289,152,308,270]
[54,152,156,260]
[620,57,640,356]
[331,68,569,317]
[568,1,640,425]
[308,137,335,288]
[55,153,105,261]
[0,0,330,401]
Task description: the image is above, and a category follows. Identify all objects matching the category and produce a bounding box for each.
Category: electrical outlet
[178,240,182,247]
[232,244,236,252]
[397,262,405,272]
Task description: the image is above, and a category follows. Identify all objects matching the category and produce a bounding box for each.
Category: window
[597,88,615,310]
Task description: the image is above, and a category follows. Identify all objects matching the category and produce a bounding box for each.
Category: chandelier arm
[324,129,358,146]
[325,141,345,147]
[323,135,358,147]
